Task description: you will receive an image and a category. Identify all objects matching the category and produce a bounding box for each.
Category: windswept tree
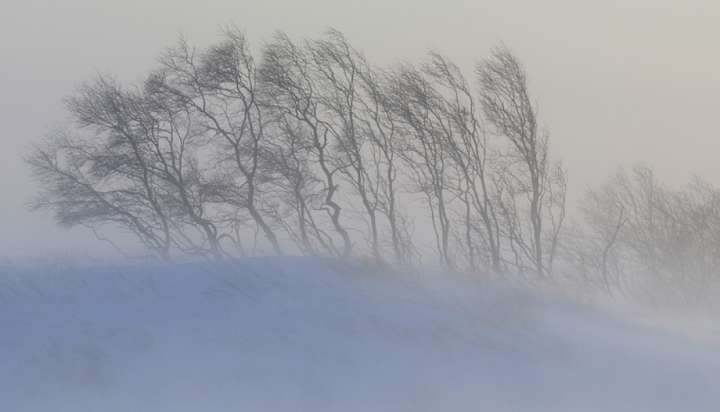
[304,29,416,264]
[386,52,508,272]
[28,77,217,260]
[420,52,502,273]
[148,28,283,255]
[477,46,566,277]
[259,31,353,257]
[389,64,456,268]
[353,58,416,265]
[261,115,337,256]
[306,30,385,261]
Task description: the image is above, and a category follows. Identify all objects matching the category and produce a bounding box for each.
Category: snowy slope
[1,258,718,411]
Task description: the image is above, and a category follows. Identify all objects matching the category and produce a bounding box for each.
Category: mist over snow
[3,1,720,410]
[2,257,718,411]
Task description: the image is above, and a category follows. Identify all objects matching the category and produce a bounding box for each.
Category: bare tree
[388,64,455,268]
[567,179,629,294]
[354,59,416,265]
[262,115,338,255]
[260,31,353,257]
[306,29,386,262]
[29,78,177,260]
[420,52,503,273]
[148,28,283,255]
[477,46,566,277]
[139,78,228,258]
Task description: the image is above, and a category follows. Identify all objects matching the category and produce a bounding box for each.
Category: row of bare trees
[29,27,568,276]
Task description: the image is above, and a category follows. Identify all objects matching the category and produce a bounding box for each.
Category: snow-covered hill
[2,258,718,411]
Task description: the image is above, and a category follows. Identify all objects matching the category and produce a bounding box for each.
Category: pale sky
[2,0,719,260]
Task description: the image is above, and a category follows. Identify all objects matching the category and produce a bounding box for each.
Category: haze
[1,0,719,260]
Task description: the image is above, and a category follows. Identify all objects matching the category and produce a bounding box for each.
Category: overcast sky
[1,0,719,260]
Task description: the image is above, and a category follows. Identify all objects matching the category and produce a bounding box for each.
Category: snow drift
[1,257,718,411]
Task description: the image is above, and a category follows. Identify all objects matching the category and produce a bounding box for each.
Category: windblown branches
[478,46,566,277]
[29,27,567,278]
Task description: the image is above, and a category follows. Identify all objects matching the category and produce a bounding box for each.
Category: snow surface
[1,257,719,411]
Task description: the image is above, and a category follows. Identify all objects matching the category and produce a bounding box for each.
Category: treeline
[569,165,720,302]
[28,27,720,299]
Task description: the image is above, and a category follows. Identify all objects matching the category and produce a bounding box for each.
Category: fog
[2,2,720,410]
[2,0,720,259]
